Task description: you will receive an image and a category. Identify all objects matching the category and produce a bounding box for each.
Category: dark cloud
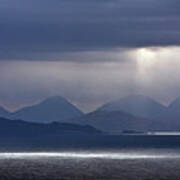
[0,0,180,60]
[1,1,180,112]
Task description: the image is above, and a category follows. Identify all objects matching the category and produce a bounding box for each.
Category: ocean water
[0,149,180,180]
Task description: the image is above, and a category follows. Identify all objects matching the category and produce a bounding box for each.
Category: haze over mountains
[1,95,180,132]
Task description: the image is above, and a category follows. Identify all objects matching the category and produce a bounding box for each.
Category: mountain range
[98,95,167,119]
[1,95,180,132]
[1,117,180,149]
[74,110,180,132]
[73,110,153,132]
[74,95,180,132]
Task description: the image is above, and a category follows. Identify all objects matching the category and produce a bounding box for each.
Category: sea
[0,148,180,180]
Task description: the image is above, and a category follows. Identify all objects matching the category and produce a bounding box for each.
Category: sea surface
[0,149,180,180]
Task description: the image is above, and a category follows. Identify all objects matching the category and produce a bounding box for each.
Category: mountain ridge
[0,116,101,138]
[73,110,156,132]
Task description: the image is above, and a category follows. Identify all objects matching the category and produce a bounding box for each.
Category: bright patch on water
[0,152,179,160]
[148,132,180,135]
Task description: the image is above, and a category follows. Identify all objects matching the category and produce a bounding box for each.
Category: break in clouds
[0,0,180,111]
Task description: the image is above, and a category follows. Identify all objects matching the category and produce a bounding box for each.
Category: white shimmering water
[148,131,180,135]
[0,151,180,160]
[0,149,180,180]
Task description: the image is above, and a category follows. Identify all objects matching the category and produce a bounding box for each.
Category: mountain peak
[98,94,167,119]
[11,96,84,123]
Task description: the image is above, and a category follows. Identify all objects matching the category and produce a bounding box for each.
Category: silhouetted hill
[0,117,101,138]
[98,95,167,119]
[73,109,180,132]
[1,117,180,150]
[73,110,157,132]
[10,96,83,123]
[2,95,180,133]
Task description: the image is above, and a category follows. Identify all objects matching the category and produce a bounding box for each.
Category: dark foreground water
[0,149,180,180]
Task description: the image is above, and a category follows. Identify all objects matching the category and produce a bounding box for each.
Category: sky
[0,0,180,112]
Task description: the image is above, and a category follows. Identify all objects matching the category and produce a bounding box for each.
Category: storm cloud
[0,1,180,112]
[0,0,180,60]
